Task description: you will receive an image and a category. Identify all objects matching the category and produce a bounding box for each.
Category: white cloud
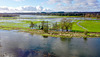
[43,8,51,11]
[47,0,73,4]
[0,6,9,10]
[21,6,37,11]
[47,0,61,4]
[0,6,52,13]
[36,6,43,11]
[47,0,100,12]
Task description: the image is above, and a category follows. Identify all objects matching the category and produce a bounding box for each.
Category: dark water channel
[0,30,100,57]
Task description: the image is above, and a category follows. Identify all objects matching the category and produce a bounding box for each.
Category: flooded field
[0,15,100,32]
[0,15,97,22]
[0,0,100,57]
[0,30,100,57]
[0,15,100,57]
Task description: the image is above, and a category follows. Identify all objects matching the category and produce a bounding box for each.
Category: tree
[52,22,59,30]
[60,18,73,32]
[30,22,34,29]
[41,21,49,33]
[41,21,45,30]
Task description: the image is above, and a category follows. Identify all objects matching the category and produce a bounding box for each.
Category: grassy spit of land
[0,18,100,38]
[0,26,100,38]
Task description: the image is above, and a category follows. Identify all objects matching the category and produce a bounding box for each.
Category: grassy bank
[0,25,100,38]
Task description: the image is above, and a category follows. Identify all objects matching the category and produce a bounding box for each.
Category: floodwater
[19,15,96,20]
[0,15,100,57]
[0,30,100,57]
[0,15,97,24]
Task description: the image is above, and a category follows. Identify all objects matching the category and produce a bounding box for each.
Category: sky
[0,0,100,12]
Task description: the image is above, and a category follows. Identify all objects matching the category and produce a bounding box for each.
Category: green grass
[71,20,100,32]
[0,17,35,19]
[0,22,29,29]
[21,20,42,24]
[72,20,85,32]
[46,16,81,18]
[79,20,100,32]
[0,17,18,18]
[58,16,81,17]
[72,23,85,32]
[0,20,49,30]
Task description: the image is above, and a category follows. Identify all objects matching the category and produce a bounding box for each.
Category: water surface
[0,30,100,57]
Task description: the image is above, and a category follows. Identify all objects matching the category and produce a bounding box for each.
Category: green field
[0,22,29,28]
[71,20,100,32]
[79,20,100,32]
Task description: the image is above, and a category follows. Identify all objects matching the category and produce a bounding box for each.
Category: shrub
[84,31,89,35]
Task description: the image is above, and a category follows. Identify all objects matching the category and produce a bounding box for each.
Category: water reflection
[43,36,48,38]
[83,37,88,42]
[0,30,100,57]
[60,38,72,43]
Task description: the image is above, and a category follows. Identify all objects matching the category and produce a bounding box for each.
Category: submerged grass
[0,22,29,29]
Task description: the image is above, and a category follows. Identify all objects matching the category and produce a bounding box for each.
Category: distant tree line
[85,13,100,18]
[0,14,19,17]
[39,12,100,18]
[0,12,100,18]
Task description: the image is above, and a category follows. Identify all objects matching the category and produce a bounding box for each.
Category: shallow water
[0,30,100,57]
[19,15,96,20]
[0,15,97,23]
[20,15,56,18]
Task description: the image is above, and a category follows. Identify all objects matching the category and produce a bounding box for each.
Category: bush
[43,26,48,33]
[84,31,89,35]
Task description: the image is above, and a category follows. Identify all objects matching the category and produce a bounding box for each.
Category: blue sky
[0,0,100,12]
[0,0,45,7]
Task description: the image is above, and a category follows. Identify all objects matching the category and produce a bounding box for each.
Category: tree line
[30,18,73,33]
